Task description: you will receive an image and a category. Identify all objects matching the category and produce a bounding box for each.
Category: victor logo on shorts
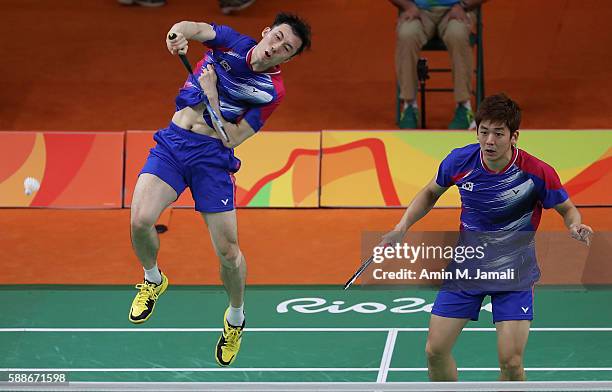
[222,199,229,205]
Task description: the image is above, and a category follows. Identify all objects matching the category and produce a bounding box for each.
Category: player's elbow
[554,199,575,215]
[223,131,251,149]
[422,188,441,208]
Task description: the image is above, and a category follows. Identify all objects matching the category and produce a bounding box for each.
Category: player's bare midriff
[171,104,221,139]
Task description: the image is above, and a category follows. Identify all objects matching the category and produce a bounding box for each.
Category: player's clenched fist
[569,223,594,246]
[166,31,188,55]
[198,64,218,96]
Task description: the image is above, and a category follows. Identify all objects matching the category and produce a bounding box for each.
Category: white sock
[460,100,472,110]
[144,264,162,285]
[227,304,245,326]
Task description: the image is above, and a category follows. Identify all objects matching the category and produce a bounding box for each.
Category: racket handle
[168,33,226,142]
[168,33,190,60]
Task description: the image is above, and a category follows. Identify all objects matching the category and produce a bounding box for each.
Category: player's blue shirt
[436,143,568,231]
[175,24,285,132]
[436,144,569,287]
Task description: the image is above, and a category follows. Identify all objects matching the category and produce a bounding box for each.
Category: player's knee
[499,354,524,376]
[131,209,157,232]
[218,243,242,269]
[425,339,450,362]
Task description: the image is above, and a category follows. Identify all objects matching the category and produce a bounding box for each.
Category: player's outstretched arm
[554,199,594,246]
[166,22,216,55]
[381,177,448,245]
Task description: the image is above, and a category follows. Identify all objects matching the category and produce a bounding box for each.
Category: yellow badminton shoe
[128,272,168,324]
[215,308,245,366]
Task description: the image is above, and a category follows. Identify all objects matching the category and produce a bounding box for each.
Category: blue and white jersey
[175,24,285,132]
[436,144,567,231]
[436,143,569,286]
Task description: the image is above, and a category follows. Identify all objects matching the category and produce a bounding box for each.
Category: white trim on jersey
[480,147,519,174]
[245,47,282,75]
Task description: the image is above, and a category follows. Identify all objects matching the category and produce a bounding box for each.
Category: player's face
[477,120,518,162]
[254,24,303,67]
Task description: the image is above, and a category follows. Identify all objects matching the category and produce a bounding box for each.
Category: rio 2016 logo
[277,297,493,314]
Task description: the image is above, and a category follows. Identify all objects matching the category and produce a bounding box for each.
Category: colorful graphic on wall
[2,130,609,208]
[321,130,612,207]
[124,131,320,208]
[0,132,124,208]
[234,132,320,207]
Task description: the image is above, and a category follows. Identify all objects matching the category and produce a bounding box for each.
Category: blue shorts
[431,289,534,323]
[140,122,241,213]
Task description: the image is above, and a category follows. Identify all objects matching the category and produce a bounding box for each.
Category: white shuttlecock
[24,177,41,196]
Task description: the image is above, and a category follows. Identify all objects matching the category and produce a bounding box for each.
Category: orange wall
[2,1,612,132]
[0,132,124,208]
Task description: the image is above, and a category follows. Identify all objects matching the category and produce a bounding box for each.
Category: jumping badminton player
[380,93,593,381]
[127,13,311,367]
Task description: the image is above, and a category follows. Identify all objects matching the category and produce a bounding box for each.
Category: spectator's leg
[395,13,435,103]
[439,13,475,104]
[395,11,435,128]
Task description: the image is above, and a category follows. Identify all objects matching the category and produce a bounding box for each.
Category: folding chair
[395,6,485,128]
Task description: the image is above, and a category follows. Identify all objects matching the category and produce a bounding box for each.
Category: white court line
[377,329,398,383]
[2,381,612,392]
[0,368,378,372]
[0,328,386,332]
[1,327,612,332]
[3,328,610,376]
[1,367,612,373]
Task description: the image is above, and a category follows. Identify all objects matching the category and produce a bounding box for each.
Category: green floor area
[1,285,611,382]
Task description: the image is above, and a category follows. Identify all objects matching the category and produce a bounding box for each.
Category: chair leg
[478,44,485,106]
[476,6,485,108]
[420,82,426,129]
[396,83,401,126]
[417,58,429,129]
[476,41,484,106]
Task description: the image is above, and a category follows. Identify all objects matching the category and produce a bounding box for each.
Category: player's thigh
[426,314,469,355]
[131,173,178,227]
[495,319,530,361]
[202,210,239,257]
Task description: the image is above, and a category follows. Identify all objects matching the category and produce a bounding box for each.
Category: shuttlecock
[24,177,40,196]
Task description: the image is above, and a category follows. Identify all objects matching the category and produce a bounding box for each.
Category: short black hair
[475,93,522,133]
[271,12,312,56]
